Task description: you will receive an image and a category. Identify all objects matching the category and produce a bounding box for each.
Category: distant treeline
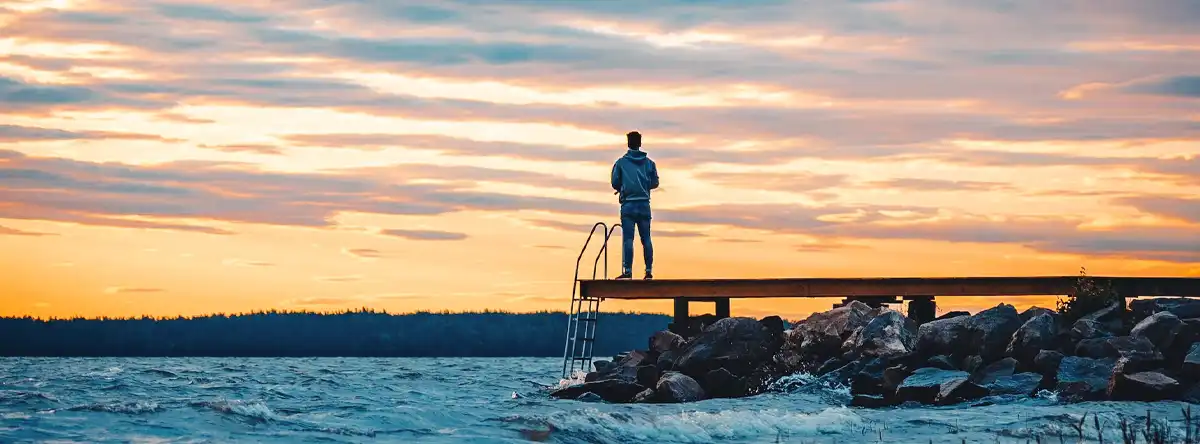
[0,309,672,357]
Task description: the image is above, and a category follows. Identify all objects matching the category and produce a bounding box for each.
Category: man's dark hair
[626,131,641,149]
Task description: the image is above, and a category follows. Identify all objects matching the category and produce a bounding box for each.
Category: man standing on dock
[611,131,659,280]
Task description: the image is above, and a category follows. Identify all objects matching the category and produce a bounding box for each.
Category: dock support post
[672,298,689,335]
[714,298,730,319]
[906,295,936,324]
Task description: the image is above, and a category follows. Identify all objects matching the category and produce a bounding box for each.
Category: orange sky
[1,0,1197,320]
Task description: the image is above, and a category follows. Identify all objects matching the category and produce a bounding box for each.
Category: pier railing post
[671,298,690,336]
[905,295,936,324]
[715,298,730,319]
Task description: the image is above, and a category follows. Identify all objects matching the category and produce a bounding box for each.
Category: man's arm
[648,160,659,190]
[611,161,622,191]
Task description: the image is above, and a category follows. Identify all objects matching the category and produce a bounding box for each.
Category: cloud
[103,286,165,294]
[696,171,847,192]
[0,225,55,236]
[222,258,275,267]
[0,124,181,143]
[865,178,1015,192]
[154,3,268,23]
[343,248,383,258]
[379,229,468,241]
[1117,195,1200,224]
[198,143,283,155]
[1120,75,1200,98]
[314,274,365,282]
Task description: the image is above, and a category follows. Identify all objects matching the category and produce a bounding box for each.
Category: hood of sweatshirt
[623,149,648,164]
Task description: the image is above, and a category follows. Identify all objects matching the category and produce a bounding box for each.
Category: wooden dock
[578,276,1200,325]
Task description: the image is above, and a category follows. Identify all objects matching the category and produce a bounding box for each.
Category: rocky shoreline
[551,297,1200,406]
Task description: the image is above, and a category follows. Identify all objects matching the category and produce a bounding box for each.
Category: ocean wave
[68,400,163,415]
[0,390,59,405]
[192,399,276,423]
[141,369,179,378]
[544,407,864,443]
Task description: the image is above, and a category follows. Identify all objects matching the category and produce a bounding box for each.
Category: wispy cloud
[0,225,54,236]
[103,286,165,294]
[343,248,383,259]
[379,229,468,241]
[222,258,275,267]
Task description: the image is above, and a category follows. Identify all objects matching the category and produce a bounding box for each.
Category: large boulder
[1183,343,1200,380]
[1070,319,1114,342]
[970,357,1017,385]
[895,368,970,404]
[703,367,744,398]
[1034,350,1064,379]
[964,304,1023,362]
[1107,371,1180,401]
[935,378,989,405]
[674,317,777,379]
[1074,336,1163,372]
[551,379,647,403]
[848,310,917,359]
[1007,313,1059,364]
[927,355,957,370]
[935,311,970,321]
[1167,320,1200,368]
[654,371,706,403]
[1130,311,1183,353]
[1077,301,1125,334]
[1130,298,1200,323]
[986,373,1043,396]
[1055,357,1117,400]
[650,331,685,354]
[848,357,891,396]
[793,301,874,356]
[914,315,971,358]
[1020,307,1056,323]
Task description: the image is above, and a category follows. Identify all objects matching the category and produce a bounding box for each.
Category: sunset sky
[1,0,1198,320]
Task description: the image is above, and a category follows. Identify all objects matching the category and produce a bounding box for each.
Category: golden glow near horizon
[1,0,1198,320]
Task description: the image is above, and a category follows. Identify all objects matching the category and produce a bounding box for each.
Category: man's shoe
[643,271,653,280]
[615,271,632,280]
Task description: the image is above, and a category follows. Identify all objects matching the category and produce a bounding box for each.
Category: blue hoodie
[611,149,659,203]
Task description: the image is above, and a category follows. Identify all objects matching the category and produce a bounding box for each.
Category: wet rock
[1054,357,1117,401]
[656,350,677,373]
[816,357,847,376]
[1130,298,1200,323]
[655,372,706,403]
[1007,313,1059,364]
[963,355,983,373]
[851,394,897,408]
[1182,383,1200,403]
[914,315,971,358]
[552,379,648,403]
[986,372,1043,396]
[851,310,918,359]
[1131,311,1183,352]
[818,360,867,387]
[849,357,890,396]
[703,367,744,398]
[927,355,957,370]
[935,311,971,321]
[1108,371,1180,401]
[674,317,777,379]
[964,304,1023,362]
[1183,343,1200,379]
[793,301,874,356]
[636,365,659,389]
[1075,336,1162,371]
[970,357,1017,385]
[1074,338,1113,358]
[1167,320,1200,368]
[895,368,970,404]
[649,331,685,354]
[759,316,786,339]
[576,392,603,403]
[882,365,914,395]
[771,349,803,373]
[593,360,615,374]
[935,378,989,405]
[1077,301,1125,334]
[1034,350,1064,379]
[632,388,655,403]
[1020,307,1055,323]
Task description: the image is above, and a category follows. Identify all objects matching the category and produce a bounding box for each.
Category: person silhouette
[610,131,659,280]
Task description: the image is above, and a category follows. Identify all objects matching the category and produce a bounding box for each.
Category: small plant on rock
[1056,266,1124,323]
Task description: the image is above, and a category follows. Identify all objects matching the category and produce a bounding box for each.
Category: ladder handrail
[591,224,621,280]
[561,222,608,379]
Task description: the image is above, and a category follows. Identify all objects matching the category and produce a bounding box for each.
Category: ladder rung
[577,318,597,322]
[572,357,593,360]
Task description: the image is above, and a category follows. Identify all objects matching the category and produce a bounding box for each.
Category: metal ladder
[561,222,621,380]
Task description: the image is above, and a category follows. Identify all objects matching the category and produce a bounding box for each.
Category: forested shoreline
[0,309,671,357]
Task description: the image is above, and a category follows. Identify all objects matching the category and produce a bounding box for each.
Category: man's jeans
[620,200,653,273]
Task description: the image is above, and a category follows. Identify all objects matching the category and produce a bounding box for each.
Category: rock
[636,365,658,388]
[704,367,744,398]
[674,317,777,379]
[986,373,1043,396]
[1108,371,1180,401]
[1077,301,1125,333]
[851,394,897,408]
[1054,357,1117,400]
[927,355,957,370]
[650,331,686,354]
[593,360,615,373]
[1182,383,1200,403]
[963,355,983,373]
[849,357,890,396]
[851,310,917,359]
[793,301,874,356]
[895,368,970,404]
[935,311,971,321]
[818,360,867,387]
[914,315,971,358]
[1007,313,1059,364]
[1130,298,1200,323]
[656,350,677,373]
[1183,343,1200,379]
[1074,336,1162,372]
[1020,307,1055,323]
[759,316,786,338]
[771,349,803,373]
[1131,311,1183,352]
[964,304,1023,362]
[1034,350,1064,379]
[1074,338,1113,358]
[970,357,1017,385]
[882,365,914,395]
[1070,319,1114,342]
[552,379,647,403]
[935,378,989,405]
[655,372,706,403]
[632,388,655,403]
[1167,320,1200,368]
[576,392,603,403]
[816,357,847,376]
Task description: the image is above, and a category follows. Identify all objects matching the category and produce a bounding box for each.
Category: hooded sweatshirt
[611,149,659,203]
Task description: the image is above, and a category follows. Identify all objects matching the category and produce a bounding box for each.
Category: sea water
[0,357,1194,443]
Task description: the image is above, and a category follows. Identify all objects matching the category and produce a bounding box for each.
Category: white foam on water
[548,406,864,443]
[196,399,276,423]
[554,370,588,390]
